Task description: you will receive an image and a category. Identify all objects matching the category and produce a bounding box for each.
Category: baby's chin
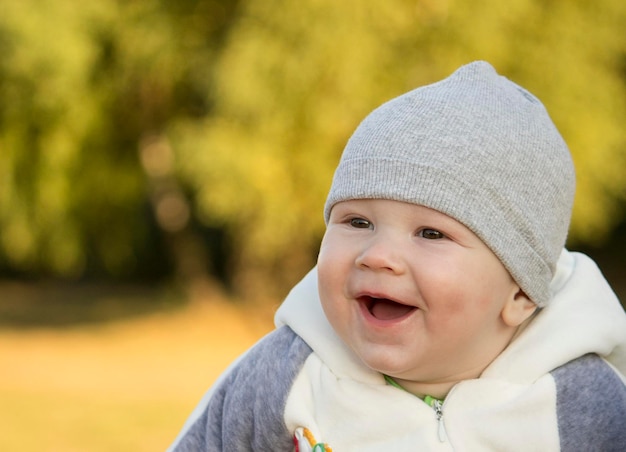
[356,351,421,381]
[360,356,456,389]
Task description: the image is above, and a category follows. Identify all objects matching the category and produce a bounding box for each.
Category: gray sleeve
[172,326,313,452]
[554,354,626,452]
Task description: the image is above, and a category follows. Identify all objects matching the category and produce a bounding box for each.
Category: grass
[0,283,275,452]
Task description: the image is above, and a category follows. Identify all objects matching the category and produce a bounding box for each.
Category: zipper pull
[426,397,448,443]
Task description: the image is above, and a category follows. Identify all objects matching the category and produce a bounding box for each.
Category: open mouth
[360,296,417,321]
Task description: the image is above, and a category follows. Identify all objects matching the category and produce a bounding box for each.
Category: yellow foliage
[1,0,625,288]
[174,0,626,294]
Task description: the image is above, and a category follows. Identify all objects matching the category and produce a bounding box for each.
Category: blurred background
[1,0,625,450]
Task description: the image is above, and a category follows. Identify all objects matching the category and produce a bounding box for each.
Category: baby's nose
[354,236,406,274]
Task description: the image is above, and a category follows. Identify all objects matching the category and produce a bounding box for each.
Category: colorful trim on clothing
[293,427,333,452]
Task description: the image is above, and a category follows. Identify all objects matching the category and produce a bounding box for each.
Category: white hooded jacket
[170,250,626,451]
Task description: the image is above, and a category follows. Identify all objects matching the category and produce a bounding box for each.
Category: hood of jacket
[275,250,626,385]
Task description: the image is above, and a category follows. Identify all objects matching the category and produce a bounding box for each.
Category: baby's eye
[349,218,372,229]
[419,228,445,240]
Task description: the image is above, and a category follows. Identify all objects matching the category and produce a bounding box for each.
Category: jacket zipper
[425,396,447,442]
[432,399,448,442]
[384,375,449,443]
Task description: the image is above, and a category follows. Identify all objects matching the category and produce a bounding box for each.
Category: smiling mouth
[359,296,417,321]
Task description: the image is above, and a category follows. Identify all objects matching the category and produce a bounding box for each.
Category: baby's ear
[501,289,537,327]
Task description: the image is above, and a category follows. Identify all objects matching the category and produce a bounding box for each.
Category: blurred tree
[176,0,626,298]
[0,0,624,301]
[0,1,107,277]
[0,0,239,298]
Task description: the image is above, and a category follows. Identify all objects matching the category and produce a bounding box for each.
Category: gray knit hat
[324,61,576,306]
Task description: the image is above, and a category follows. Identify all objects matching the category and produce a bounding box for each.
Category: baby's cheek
[317,262,338,303]
[317,238,351,298]
[426,287,480,330]
[317,266,343,318]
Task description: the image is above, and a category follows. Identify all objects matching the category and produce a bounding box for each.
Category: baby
[170,61,626,451]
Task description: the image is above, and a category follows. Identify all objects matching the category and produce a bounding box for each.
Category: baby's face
[318,199,528,396]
